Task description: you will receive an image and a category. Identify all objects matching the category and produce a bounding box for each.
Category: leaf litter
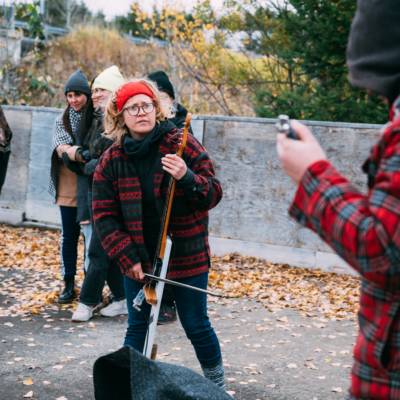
[0,226,360,327]
[0,225,110,317]
[208,253,360,321]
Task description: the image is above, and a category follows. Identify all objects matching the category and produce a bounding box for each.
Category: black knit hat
[148,71,175,100]
[347,0,400,104]
[64,70,91,96]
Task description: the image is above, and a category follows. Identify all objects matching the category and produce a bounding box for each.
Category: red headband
[116,82,155,112]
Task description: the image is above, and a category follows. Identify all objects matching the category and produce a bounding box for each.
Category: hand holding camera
[276,117,327,184]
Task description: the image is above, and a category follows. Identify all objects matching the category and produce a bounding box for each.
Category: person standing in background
[70,66,128,322]
[48,70,92,304]
[0,106,12,195]
[147,70,194,325]
[148,71,194,135]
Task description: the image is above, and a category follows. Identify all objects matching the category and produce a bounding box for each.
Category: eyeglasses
[123,103,155,116]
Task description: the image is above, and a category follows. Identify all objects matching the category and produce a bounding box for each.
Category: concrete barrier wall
[0,107,61,223]
[202,116,380,254]
[0,106,382,274]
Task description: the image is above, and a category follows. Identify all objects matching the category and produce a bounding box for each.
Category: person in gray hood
[276,1,400,399]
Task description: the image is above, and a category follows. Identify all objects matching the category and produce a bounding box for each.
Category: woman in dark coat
[69,66,127,322]
[48,70,92,303]
[92,78,226,389]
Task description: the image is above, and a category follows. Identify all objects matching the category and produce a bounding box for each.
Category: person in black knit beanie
[147,71,196,325]
[148,71,194,136]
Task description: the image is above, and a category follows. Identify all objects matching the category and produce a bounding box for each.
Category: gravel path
[1,266,356,400]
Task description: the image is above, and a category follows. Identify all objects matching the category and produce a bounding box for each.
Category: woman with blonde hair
[92,77,226,389]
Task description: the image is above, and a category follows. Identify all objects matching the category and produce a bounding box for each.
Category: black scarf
[123,119,176,157]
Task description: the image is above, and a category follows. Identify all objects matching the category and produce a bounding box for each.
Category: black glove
[62,152,83,175]
[83,159,99,176]
[76,148,92,163]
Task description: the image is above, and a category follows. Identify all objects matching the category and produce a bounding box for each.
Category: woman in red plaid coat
[277,1,400,399]
[92,78,226,390]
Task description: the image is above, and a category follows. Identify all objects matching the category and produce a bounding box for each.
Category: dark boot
[58,275,75,304]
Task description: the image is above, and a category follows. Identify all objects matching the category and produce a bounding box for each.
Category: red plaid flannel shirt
[289,116,400,399]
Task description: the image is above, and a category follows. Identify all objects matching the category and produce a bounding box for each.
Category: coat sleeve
[288,133,400,291]
[177,138,223,212]
[92,151,141,273]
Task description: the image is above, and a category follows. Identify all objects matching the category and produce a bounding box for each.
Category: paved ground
[0,265,357,400]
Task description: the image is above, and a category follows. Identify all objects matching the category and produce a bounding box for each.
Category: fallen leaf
[4,322,14,327]
[226,391,235,396]
[317,376,326,380]
[42,381,51,385]
[266,384,276,388]
[314,349,321,352]
[343,365,352,368]
[53,365,63,369]
[63,343,73,346]
[226,378,236,381]
[287,364,297,369]
[23,391,33,398]
[313,322,327,329]
[23,378,34,386]
[331,363,341,367]
[305,361,317,370]
[277,316,288,323]
[239,382,248,385]
[248,379,258,383]
[332,387,342,393]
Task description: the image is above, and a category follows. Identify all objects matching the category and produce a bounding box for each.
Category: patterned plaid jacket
[289,117,400,399]
[92,128,222,280]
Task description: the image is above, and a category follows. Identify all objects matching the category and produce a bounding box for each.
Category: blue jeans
[124,272,222,366]
[59,206,81,278]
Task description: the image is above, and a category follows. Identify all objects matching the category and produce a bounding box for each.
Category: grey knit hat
[64,70,90,96]
[347,0,400,104]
